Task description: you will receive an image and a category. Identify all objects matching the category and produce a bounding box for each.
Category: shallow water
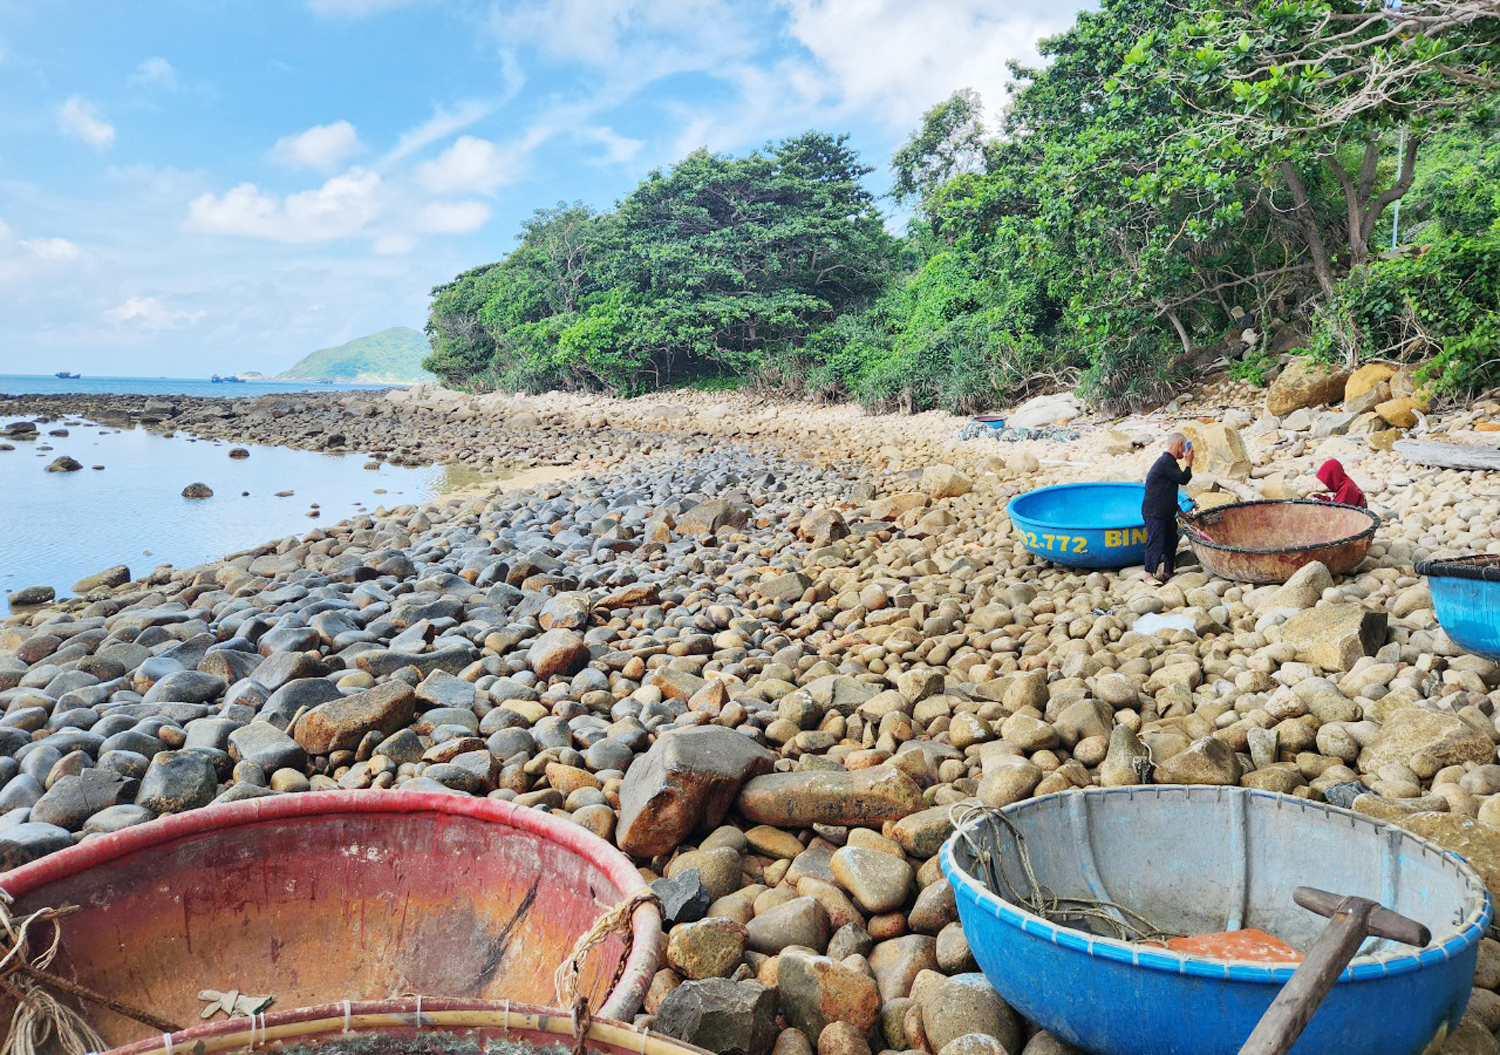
[0,416,486,600]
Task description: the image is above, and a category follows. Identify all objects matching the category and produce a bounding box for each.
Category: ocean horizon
[0,374,409,400]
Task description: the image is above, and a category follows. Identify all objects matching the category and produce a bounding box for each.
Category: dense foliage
[427,0,1500,409]
[424,133,893,395]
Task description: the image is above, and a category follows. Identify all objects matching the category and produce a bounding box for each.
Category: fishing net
[949,802,1182,944]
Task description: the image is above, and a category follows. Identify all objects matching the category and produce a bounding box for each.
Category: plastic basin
[98,1000,712,1055]
[1418,555,1500,660]
[1007,482,1191,569]
[941,786,1490,1055]
[0,791,663,1050]
[971,415,1007,429]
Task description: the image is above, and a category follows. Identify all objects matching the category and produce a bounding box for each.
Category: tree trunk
[1279,161,1338,299]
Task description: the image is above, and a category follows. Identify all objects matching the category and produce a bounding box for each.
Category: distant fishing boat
[210,374,246,383]
[55,371,80,379]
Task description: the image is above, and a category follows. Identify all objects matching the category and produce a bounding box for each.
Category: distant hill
[276,327,435,384]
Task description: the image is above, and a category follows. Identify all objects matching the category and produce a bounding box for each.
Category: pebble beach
[4,369,1500,1055]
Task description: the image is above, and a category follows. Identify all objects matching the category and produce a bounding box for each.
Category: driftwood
[1394,438,1500,472]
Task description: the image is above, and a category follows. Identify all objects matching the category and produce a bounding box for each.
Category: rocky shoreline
[4,377,1500,1055]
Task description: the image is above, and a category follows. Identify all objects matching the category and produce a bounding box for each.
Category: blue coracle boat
[1007,482,1192,569]
[941,786,1490,1055]
[1417,555,1500,660]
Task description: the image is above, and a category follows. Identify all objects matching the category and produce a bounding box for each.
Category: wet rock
[617,726,776,857]
[656,978,778,1055]
[182,482,213,498]
[293,681,416,754]
[9,586,55,608]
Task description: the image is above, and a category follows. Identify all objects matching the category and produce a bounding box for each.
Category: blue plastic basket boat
[941,786,1490,1055]
[1417,555,1500,660]
[1007,482,1192,569]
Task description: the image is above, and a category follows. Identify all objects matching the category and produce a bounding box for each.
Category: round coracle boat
[98,1000,712,1055]
[1417,553,1500,660]
[941,786,1491,1055]
[1179,499,1379,584]
[1007,482,1192,569]
[0,791,663,1052]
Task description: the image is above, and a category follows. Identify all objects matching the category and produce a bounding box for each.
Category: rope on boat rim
[553,887,661,1055]
[948,802,1182,945]
[0,886,187,1055]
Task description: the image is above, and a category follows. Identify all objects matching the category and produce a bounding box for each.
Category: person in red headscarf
[1313,459,1366,507]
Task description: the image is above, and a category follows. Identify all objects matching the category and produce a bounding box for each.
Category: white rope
[503,999,511,1032]
[163,1035,173,1055]
[342,1001,351,1033]
[638,1027,651,1055]
[414,995,422,1029]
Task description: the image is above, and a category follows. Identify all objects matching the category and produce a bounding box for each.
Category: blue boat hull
[1007,482,1191,569]
[1429,573,1500,660]
[942,787,1490,1055]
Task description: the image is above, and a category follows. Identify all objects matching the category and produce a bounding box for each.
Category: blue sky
[0,0,1090,376]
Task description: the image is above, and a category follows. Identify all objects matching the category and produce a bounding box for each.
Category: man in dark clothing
[1142,432,1194,584]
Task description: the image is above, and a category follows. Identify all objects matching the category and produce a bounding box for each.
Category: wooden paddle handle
[1293,887,1430,947]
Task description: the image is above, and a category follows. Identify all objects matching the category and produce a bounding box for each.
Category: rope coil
[553,888,660,1055]
[949,802,1180,944]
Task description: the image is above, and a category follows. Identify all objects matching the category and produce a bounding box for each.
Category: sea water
[0,415,477,601]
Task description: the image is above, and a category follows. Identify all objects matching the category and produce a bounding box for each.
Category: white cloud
[382,101,492,166]
[413,200,491,234]
[187,169,383,243]
[414,136,514,195]
[58,96,115,147]
[778,0,1079,128]
[103,296,205,330]
[19,238,83,262]
[580,126,645,164]
[273,121,362,171]
[132,57,177,88]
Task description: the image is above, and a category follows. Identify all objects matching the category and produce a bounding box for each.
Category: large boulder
[677,498,751,536]
[738,767,925,828]
[293,681,416,754]
[777,949,880,1037]
[1359,709,1496,780]
[1345,363,1396,404]
[616,726,776,857]
[1279,604,1387,673]
[1266,359,1351,417]
[922,465,973,499]
[1008,393,1082,430]
[1398,812,1500,902]
[1182,422,1251,481]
